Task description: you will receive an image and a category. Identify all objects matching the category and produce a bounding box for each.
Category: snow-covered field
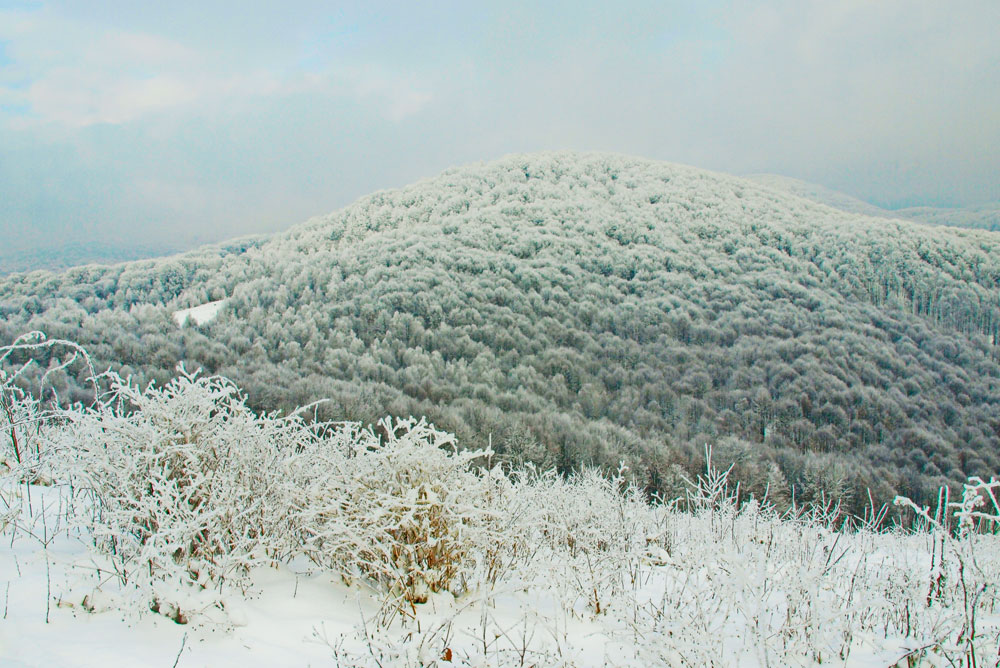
[2,334,999,667]
[2,496,372,667]
[172,299,226,327]
[4,476,999,667]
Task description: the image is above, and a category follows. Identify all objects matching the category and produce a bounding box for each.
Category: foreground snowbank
[4,477,999,667]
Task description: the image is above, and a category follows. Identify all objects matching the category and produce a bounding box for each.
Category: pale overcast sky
[1,1,998,267]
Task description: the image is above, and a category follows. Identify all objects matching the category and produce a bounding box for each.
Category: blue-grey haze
[1,1,999,271]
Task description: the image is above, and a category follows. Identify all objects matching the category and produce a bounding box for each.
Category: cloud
[0,9,208,125]
[326,65,433,122]
[704,0,1000,204]
[22,71,199,127]
[0,6,432,127]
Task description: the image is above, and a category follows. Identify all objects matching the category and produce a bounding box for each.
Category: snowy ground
[4,484,600,667]
[4,481,998,668]
[172,300,226,327]
[3,528,366,666]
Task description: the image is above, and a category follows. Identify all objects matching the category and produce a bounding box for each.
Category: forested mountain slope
[0,240,186,276]
[2,152,998,511]
[747,173,1000,232]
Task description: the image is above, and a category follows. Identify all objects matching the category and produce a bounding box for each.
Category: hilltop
[1,152,998,511]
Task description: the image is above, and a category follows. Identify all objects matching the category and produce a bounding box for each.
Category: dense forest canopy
[2,152,998,513]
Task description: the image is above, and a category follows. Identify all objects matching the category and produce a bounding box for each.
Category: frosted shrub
[59,368,321,619]
[474,464,545,589]
[1,332,94,485]
[893,478,1000,665]
[292,417,493,605]
[0,377,43,478]
[523,465,657,615]
[954,476,1000,535]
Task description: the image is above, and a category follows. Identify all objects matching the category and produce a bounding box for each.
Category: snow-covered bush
[520,465,657,615]
[953,476,1000,535]
[291,417,494,605]
[892,478,1000,665]
[0,373,42,477]
[1,331,94,484]
[58,367,322,618]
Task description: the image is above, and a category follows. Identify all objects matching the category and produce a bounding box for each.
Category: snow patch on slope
[173,299,225,327]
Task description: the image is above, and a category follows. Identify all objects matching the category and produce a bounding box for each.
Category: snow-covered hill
[1,152,998,514]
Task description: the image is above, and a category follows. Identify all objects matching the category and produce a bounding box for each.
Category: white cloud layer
[0,7,432,127]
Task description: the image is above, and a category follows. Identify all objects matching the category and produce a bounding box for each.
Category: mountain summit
[2,152,998,510]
